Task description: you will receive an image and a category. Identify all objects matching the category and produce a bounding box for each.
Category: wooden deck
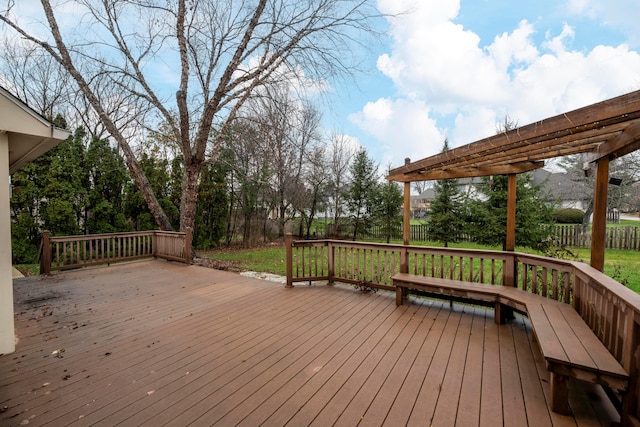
[1,260,619,426]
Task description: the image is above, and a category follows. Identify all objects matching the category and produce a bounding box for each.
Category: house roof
[0,85,71,174]
[531,169,591,203]
[388,90,640,182]
[412,169,591,204]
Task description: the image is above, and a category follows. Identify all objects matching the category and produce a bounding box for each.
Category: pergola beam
[584,119,640,163]
[388,161,544,183]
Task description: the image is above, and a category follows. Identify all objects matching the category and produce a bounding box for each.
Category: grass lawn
[14,264,40,276]
[201,246,289,277]
[571,248,640,293]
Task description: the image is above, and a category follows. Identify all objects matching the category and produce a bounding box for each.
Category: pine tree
[374,180,403,243]
[345,148,379,240]
[194,161,230,249]
[10,153,51,263]
[39,126,88,235]
[85,136,129,233]
[468,174,552,249]
[427,139,464,247]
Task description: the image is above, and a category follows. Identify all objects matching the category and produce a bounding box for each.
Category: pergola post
[591,157,609,271]
[403,182,411,245]
[403,158,411,247]
[505,173,517,252]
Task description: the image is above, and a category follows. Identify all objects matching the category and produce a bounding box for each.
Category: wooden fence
[550,225,640,250]
[285,235,640,425]
[40,229,192,274]
[326,223,475,243]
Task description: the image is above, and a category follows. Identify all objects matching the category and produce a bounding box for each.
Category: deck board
[1,260,619,426]
[500,317,528,427]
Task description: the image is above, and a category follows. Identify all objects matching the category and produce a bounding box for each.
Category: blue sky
[331,0,640,169]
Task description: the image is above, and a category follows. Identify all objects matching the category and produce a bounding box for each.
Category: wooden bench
[392,273,629,415]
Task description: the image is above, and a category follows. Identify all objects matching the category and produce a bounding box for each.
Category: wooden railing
[40,228,192,274]
[285,235,640,425]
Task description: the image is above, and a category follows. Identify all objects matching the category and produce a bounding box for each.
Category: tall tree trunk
[180,162,201,232]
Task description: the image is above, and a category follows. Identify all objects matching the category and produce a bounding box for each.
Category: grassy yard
[14,264,40,276]
[201,246,289,277]
[571,248,640,292]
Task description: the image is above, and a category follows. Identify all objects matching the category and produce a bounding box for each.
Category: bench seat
[391,273,629,415]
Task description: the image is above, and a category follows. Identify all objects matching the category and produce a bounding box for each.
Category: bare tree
[0,40,73,120]
[327,132,356,225]
[412,181,430,195]
[300,143,329,237]
[1,0,379,231]
[226,118,271,245]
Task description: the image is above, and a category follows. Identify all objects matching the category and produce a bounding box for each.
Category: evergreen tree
[467,174,552,249]
[428,139,464,247]
[124,153,179,230]
[373,180,403,243]
[85,137,129,233]
[194,160,230,249]
[39,126,88,235]
[345,148,379,240]
[10,153,51,263]
[10,116,86,261]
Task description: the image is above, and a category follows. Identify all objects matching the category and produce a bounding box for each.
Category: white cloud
[376,0,507,107]
[349,97,445,166]
[352,0,640,168]
[567,0,640,46]
[487,20,539,74]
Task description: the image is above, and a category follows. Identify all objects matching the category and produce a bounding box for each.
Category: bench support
[396,286,407,306]
[550,373,571,415]
[494,302,507,325]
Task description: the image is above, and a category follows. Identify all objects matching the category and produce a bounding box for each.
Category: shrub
[552,208,584,224]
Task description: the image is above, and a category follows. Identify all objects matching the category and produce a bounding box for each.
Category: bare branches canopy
[0,0,379,231]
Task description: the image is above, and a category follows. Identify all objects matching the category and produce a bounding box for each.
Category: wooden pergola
[388,90,640,271]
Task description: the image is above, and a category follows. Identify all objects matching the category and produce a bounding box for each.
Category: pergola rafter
[387,90,640,271]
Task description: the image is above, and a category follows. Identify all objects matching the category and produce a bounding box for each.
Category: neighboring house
[410,177,483,219]
[410,170,592,219]
[531,169,591,211]
[410,188,434,219]
[0,86,70,354]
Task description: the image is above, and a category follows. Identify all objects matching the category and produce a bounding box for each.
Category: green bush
[552,208,585,224]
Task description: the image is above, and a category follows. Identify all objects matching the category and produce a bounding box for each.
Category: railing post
[152,231,158,258]
[285,233,293,288]
[184,227,192,265]
[328,240,335,286]
[400,245,409,274]
[621,316,639,426]
[40,230,51,275]
[504,252,516,288]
